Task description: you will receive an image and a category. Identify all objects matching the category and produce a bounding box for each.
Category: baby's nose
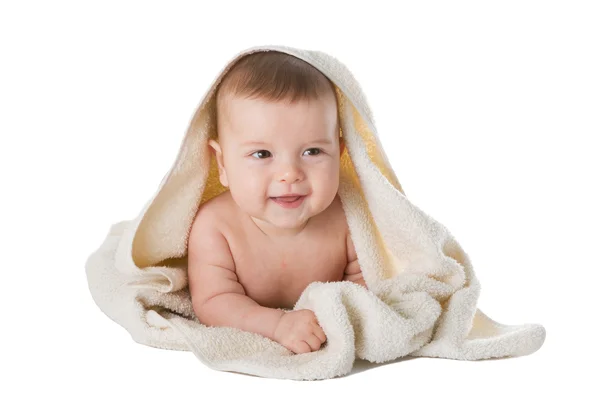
[278,166,304,183]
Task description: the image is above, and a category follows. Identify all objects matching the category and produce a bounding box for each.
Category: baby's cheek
[321,164,340,185]
[235,171,264,197]
[320,176,341,209]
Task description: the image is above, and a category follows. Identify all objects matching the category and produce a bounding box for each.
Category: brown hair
[214,51,338,136]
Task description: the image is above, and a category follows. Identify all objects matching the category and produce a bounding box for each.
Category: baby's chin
[232,191,336,220]
[267,219,310,231]
[266,204,314,225]
[237,199,318,228]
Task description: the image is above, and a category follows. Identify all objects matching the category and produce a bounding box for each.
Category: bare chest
[226,221,347,310]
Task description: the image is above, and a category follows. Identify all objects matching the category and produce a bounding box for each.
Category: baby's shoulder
[187,192,237,275]
[191,191,235,233]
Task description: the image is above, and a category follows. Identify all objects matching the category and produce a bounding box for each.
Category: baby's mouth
[272,196,302,203]
[270,195,307,208]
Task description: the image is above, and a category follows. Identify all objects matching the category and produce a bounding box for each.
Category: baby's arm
[188,206,285,340]
[343,232,367,287]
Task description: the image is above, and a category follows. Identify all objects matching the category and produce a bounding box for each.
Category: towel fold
[85,44,545,380]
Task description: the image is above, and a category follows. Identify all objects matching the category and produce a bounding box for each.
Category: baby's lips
[274,196,302,202]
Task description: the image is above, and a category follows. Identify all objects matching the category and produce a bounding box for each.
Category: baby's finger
[292,340,312,354]
[312,322,327,343]
[305,334,322,351]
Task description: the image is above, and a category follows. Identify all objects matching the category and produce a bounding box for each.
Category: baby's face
[209,91,343,234]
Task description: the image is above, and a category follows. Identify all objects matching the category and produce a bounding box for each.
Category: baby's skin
[188,90,366,354]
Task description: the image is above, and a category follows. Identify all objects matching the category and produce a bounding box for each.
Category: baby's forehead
[218,93,339,141]
[232,129,330,144]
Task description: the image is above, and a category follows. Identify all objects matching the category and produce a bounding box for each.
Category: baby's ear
[208,139,219,155]
[208,139,229,187]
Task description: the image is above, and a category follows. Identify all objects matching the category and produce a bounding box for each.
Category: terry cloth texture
[85,44,545,380]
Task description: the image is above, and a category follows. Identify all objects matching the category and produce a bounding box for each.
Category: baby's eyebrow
[242,139,333,146]
[241,140,269,146]
[308,139,334,145]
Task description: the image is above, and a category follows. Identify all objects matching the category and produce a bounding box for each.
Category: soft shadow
[219,355,421,380]
[344,355,421,377]
[470,354,517,362]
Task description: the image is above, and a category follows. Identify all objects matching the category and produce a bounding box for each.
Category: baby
[187,51,366,355]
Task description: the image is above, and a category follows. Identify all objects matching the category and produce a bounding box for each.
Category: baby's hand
[273,309,327,354]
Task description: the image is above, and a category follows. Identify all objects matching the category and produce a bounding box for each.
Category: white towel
[85,44,545,380]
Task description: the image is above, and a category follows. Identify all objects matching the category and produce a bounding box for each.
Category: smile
[271,195,306,209]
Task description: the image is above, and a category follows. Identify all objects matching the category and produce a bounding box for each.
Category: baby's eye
[251,150,272,159]
[303,148,321,156]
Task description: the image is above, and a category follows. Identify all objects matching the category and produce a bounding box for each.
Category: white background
[1,0,598,398]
